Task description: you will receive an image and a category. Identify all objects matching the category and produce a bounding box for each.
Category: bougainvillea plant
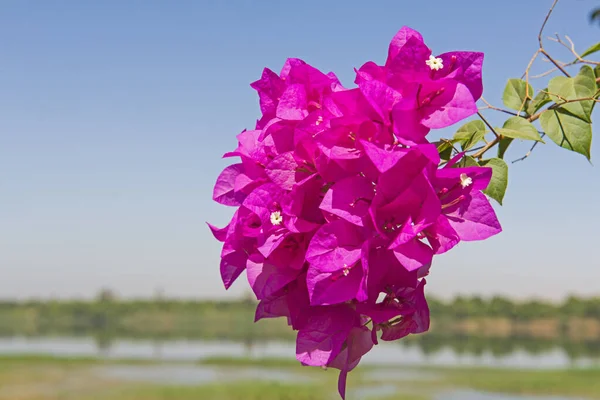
[209,1,599,398]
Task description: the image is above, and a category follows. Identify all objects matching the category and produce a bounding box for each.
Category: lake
[0,336,598,369]
[1,336,599,400]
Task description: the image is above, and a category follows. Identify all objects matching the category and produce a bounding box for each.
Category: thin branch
[520,49,541,81]
[512,133,546,163]
[472,137,501,160]
[538,0,559,48]
[531,67,558,79]
[475,0,597,160]
[527,89,600,122]
[466,144,486,153]
[540,49,570,77]
[522,0,568,86]
[441,139,460,155]
[478,97,519,116]
[477,112,500,138]
[552,35,600,66]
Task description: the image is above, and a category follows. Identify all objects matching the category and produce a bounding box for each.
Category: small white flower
[270,211,283,225]
[460,173,473,188]
[425,55,444,71]
[342,267,350,277]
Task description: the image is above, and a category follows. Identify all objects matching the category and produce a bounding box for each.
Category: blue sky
[1,0,598,300]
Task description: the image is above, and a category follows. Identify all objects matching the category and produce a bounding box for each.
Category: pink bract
[209,27,500,399]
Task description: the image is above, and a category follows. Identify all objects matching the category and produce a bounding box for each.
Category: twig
[537,1,570,76]
[552,35,600,66]
[441,139,460,154]
[472,137,501,160]
[521,1,568,83]
[477,112,500,139]
[512,133,546,163]
[538,0,559,49]
[478,97,519,116]
[540,50,570,77]
[527,90,600,122]
[466,144,486,153]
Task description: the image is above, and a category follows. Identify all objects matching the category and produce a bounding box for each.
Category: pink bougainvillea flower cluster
[210,27,501,399]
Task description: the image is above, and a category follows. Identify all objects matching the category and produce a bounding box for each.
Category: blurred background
[1,1,599,399]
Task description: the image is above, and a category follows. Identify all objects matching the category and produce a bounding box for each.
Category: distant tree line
[428,295,600,320]
[1,292,600,329]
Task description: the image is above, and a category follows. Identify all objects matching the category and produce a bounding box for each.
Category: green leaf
[526,90,551,116]
[453,120,487,151]
[540,108,592,160]
[480,158,508,205]
[497,138,514,159]
[547,65,596,123]
[455,155,478,168]
[502,79,533,112]
[496,117,544,142]
[436,140,455,161]
[577,42,600,60]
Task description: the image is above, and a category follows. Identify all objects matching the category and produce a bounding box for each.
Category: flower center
[330,263,354,281]
[460,173,473,188]
[425,55,444,71]
[270,211,283,225]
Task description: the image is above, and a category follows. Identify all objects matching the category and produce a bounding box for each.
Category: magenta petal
[276,83,308,120]
[426,215,460,254]
[328,326,374,400]
[436,165,492,191]
[421,81,478,129]
[446,191,502,241]
[295,305,358,367]
[220,250,248,289]
[207,222,229,242]
[250,67,286,118]
[243,183,285,223]
[320,175,374,227]
[386,26,430,73]
[387,216,418,248]
[305,220,365,272]
[246,253,299,300]
[307,261,363,306]
[392,97,431,146]
[445,151,467,168]
[254,288,291,322]
[392,239,433,271]
[380,280,430,341]
[357,78,401,123]
[361,245,418,301]
[435,51,484,100]
[266,152,314,190]
[257,231,287,258]
[360,140,410,173]
[213,164,245,206]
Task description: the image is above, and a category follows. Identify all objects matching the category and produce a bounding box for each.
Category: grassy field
[0,354,599,400]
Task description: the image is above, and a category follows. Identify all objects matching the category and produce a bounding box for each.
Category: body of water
[0,336,598,369]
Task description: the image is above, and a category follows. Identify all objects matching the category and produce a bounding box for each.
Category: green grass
[440,366,600,398]
[77,382,329,400]
[1,354,600,400]
[200,356,305,368]
[76,382,432,400]
[0,353,158,366]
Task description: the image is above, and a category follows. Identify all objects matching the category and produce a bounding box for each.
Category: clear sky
[1,0,598,301]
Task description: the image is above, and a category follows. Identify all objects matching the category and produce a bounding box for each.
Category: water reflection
[435,389,589,400]
[1,335,600,369]
[95,364,308,385]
